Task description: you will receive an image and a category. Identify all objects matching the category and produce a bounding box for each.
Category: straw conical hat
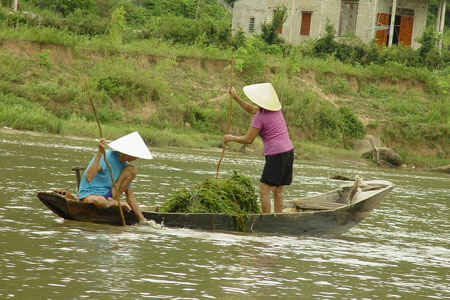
[243,83,281,111]
[108,132,153,160]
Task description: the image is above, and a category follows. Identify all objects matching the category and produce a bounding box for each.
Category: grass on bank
[0,94,222,149]
[0,24,448,168]
[0,93,62,133]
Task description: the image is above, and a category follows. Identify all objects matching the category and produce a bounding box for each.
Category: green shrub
[284,88,320,128]
[338,106,365,146]
[315,107,340,140]
[260,5,287,45]
[181,103,220,133]
[234,37,266,82]
[231,28,246,49]
[134,9,231,47]
[64,9,108,36]
[313,23,338,57]
[4,11,29,27]
[334,36,366,65]
[380,45,421,67]
[97,76,121,96]
[424,48,444,70]
[418,27,438,60]
[122,3,153,26]
[362,40,385,65]
[29,0,95,17]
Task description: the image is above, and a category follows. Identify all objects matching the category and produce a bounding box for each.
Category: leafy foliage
[260,5,287,45]
[233,37,266,82]
[29,0,95,17]
[338,107,365,147]
[160,171,260,214]
[312,23,448,71]
[313,23,338,57]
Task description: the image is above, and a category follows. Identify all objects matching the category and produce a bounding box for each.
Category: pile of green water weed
[160,171,260,214]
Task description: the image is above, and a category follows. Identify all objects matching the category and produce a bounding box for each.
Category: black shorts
[260,149,294,187]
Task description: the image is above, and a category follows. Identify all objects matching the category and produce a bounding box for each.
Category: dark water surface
[0,129,448,299]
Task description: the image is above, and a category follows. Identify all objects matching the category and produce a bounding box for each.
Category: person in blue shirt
[78,132,153,223]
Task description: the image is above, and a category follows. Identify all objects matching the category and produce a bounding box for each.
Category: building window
[249,17,255,33]
[300,11,312,36]
[375,9,415,47]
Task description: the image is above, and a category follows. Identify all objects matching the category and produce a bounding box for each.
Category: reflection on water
[0,129,449,299]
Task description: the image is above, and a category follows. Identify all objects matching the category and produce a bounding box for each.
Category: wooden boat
[37,179,393,236]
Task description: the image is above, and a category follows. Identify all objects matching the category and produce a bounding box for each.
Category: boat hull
[37,182,393,236]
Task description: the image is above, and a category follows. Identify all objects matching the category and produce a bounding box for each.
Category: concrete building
[232,0,430,49]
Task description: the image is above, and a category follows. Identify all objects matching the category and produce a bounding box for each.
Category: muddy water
[0,129,448,299]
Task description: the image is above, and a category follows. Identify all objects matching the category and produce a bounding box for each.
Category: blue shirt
[78,150,128,199]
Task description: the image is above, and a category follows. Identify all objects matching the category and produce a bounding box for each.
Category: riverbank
[0,36,448,169]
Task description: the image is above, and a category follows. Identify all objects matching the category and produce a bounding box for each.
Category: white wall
[232,0,428,49]
[232,0,269,35]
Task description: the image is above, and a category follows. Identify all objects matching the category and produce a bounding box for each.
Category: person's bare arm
[125,188,146,222]
[224,127,259,145]
[85,139,107,182]
[229,87,258,115]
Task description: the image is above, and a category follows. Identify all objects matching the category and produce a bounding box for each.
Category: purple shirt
[251,109,294,156]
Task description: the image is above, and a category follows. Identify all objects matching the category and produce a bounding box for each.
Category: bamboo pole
[437,0,446,52]
[216,56,234,179]
[388,0,397,47]
[88,98,126,226]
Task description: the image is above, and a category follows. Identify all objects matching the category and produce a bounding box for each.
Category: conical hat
[108,132,153,160]
[243,83,281,111]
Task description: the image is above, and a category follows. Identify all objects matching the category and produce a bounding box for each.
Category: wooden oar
[216,56,234,179]
[88,98,126,226]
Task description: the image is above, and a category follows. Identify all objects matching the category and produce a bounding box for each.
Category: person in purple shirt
[224,83,294,213]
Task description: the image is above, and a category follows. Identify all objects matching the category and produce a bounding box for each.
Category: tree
[260,5,287,45]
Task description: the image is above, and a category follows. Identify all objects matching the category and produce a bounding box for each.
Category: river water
[0,129,448,300]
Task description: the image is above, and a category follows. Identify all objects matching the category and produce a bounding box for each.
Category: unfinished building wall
[232,0,269,35]
[233,0,339,43]
[232,0,428,49]
[355,0,378,43]
[285,0,325,44]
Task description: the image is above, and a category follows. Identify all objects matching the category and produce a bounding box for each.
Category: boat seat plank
[294,199,346,210]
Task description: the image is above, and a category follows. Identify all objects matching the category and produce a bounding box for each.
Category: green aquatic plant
[161,171,260,215]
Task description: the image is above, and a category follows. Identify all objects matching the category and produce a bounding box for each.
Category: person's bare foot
[120,202,131,212]
[106,198,131,212]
